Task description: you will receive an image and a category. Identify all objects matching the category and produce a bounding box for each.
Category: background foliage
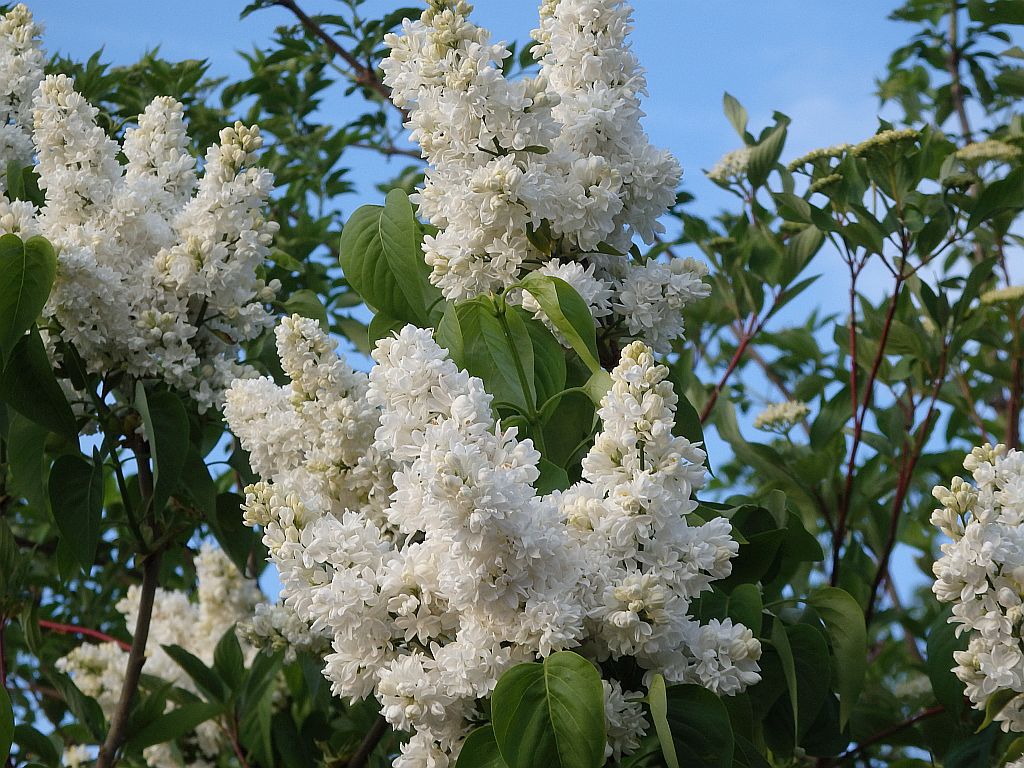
[1,1,1023,767]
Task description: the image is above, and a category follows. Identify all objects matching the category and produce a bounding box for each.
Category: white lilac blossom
[381,0,706,354]
[57,545,263,768]
[931,443,1024,733]
[0,4,43,183]
[224,320,759,767]
[0,38,279,410]
[615,256,711,354]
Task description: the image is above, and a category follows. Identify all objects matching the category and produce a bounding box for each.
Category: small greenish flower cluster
[706,147,752,184]
[955,139,1022,166]
[849,128,918,158]
[753,400,810,433]
[786,143,850,173]
[980,284,1024,306]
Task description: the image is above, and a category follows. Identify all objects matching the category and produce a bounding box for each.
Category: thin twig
[699,292,782,424]
[831,257,907,586]
[351,141,422,159]
[38,620,131,652]
[864,344,949,626]
[834,705,945,764]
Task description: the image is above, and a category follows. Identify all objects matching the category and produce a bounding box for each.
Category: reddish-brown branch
[272,0,404,116]
[700,293,783,425]
[227,714,252,768]
[836,705,945,764]
[831,272,905,586]
[39,620,131,652]
[864,347,948,627]
[351,141,422,159]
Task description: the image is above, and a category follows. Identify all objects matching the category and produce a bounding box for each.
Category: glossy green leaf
[456,726,509,768]
[282,288,328,328]
[0,328,76,437]
[338,189,440,326]
[520,274,601,374]
[492,651,605,768]
[0,234,56,364]
[647,674,680,768]
[808,587,867,728]
[126,701,224,750]
[664,684,734,768]
[135,383,189,514]
[47,453,104,571]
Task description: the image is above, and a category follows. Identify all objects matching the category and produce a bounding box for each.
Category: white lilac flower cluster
[931,443,1024,733]
[57,545,263,768]
[224,316,760,768]
[0,4,42,183]
[0,5,279,410]
[380,0,709,354]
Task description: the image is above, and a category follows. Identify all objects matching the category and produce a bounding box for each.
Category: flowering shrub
[1,0,1024,767]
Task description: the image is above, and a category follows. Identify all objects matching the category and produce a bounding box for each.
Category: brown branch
[1009,312,1022,450]
[96,551,162,768]
[348,715,389,768]
[38,620,131,652]
[272,0,405,117]
[946,0,973,143]
[351,141,422,159]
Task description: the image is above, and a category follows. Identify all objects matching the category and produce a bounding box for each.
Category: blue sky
[31,0,910,216]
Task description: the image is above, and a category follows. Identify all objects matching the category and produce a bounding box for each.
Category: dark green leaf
[126,702,224,750]
[456,726,509,768]
[0,328,76,437]
[0,686,12,765]
[135,383,189,514]
[663,684,734,768]
[282,288,328,328]
[807,587,867,728]
[162,645,226,703]
[47,454,104,571]
[967,168,1024,231]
